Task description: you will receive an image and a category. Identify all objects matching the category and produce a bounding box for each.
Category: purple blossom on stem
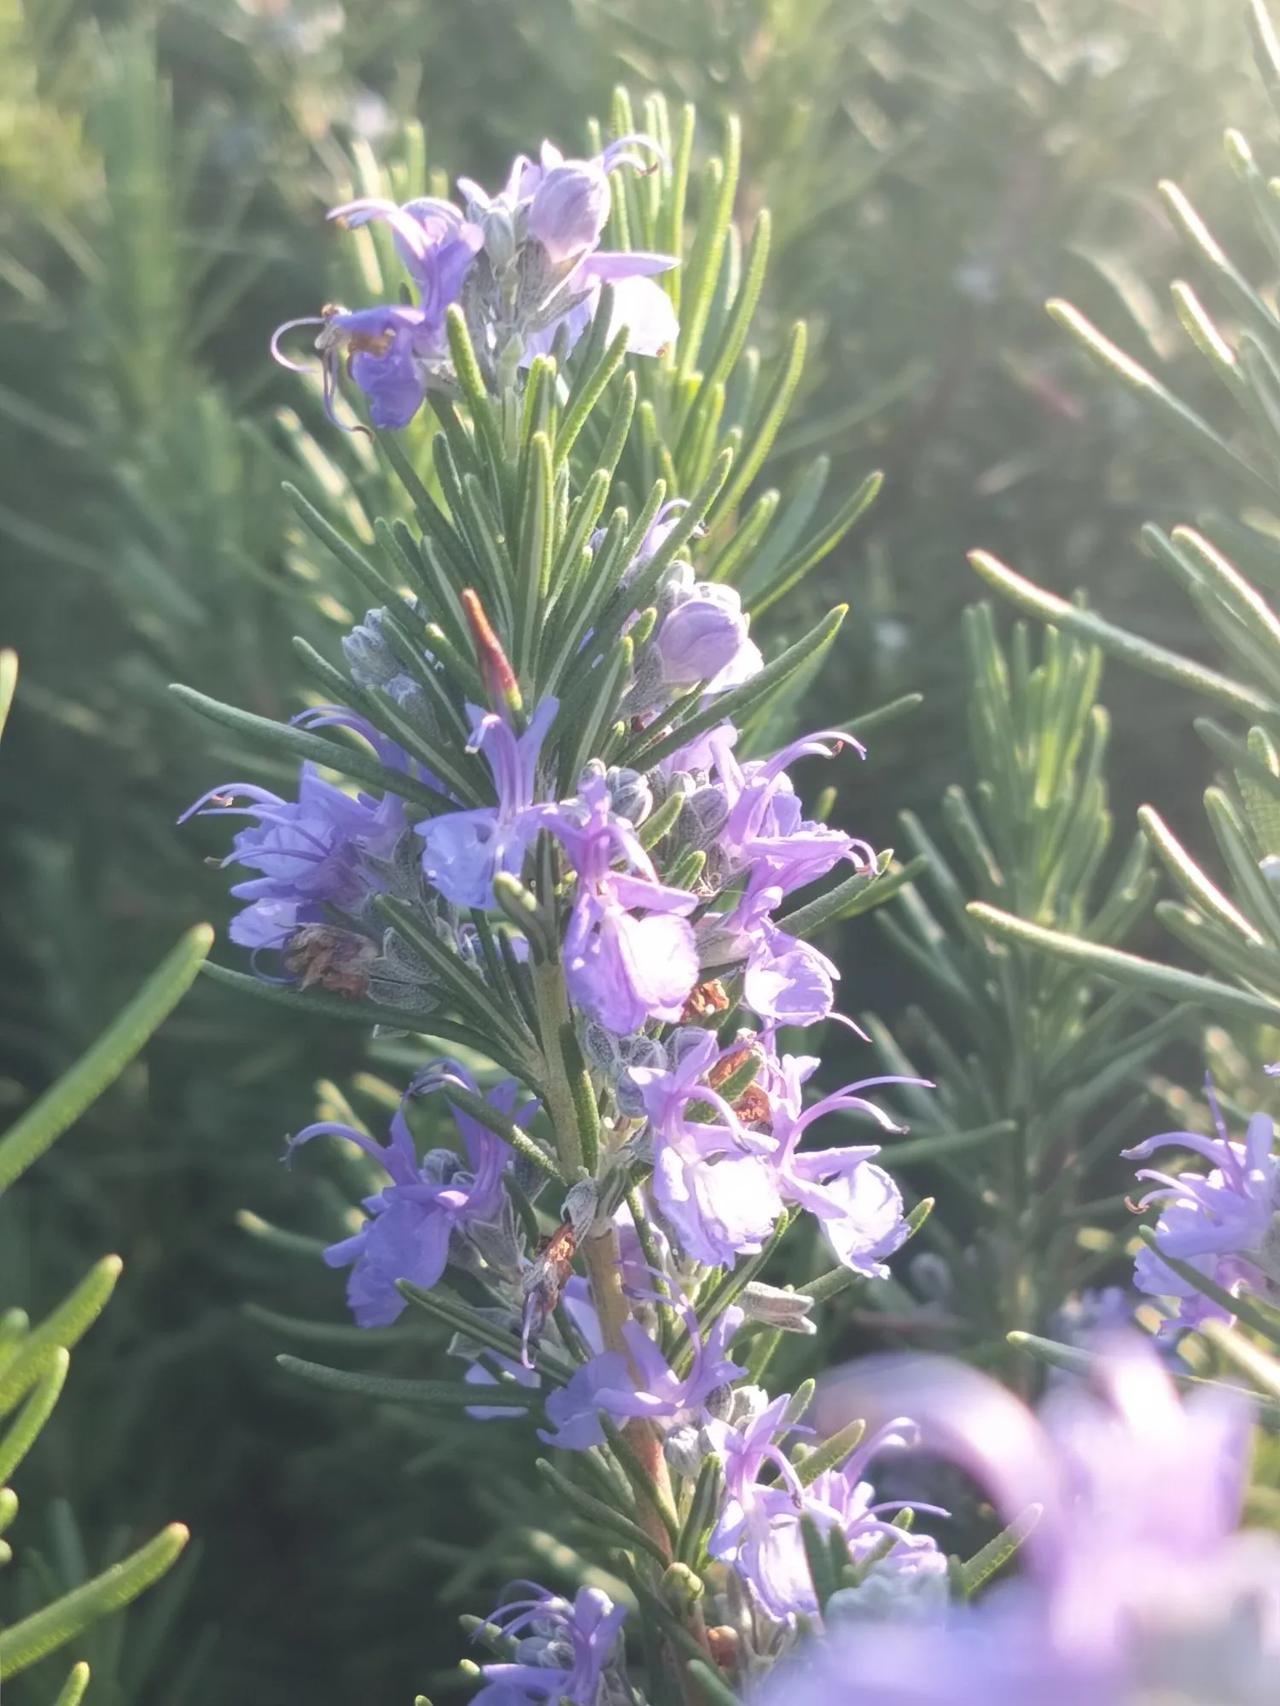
[181,762,405,955]
[271,197,481,428]
[289,1063,531,1328]
[1123,1085,1279,1334]
[415,698,558,910]
[471,1582,627,1706]
[708,1405,945,1623]
[707,726,873,899]
[762,1049,916,1277]
[653,566,762,694]
[543,768,699,1032]
[631,1027,784,1266]
[539,1300,744,1451]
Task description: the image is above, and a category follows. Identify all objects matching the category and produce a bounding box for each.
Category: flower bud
[528,160,611,263]
[605,765,653,826]
[343,608,399,688]
[655,585,750,686]
[481,204,517,272]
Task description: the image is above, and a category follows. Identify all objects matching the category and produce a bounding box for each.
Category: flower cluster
[1124,1084,1280,1335]
[272,136,677,427]
[186,112,1280,1706]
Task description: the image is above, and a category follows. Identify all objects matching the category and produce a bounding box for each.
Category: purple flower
[796,1340,1280,1703]
[471,1582,627,1706]
[290,1063,531,1327]
[761,1047,916,1277]
[539,1300,744,1451]
[707,726,874,899]
[415,698,557,910]
[708,1404,945,1624]
[181,762,405,956]
[704,878,842,1024]
[543,768,698,1032]
[271,196,481,429]
[630,1028,784,1266]
[1123,1086,1279,1334]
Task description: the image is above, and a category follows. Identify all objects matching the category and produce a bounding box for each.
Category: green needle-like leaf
[0,1523,189,1677]
[967,901,1280,1022]
[0,925,212,1196]
[277,1355,533,1409]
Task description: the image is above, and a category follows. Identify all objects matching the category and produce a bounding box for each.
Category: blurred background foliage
[1,0,1274,1699]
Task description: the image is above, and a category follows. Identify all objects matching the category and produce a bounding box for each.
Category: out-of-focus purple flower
[289,1063,531,1327]
[543,767,698,1032]
[794,1340,1280,1704]
[181,763,405,955]
[539,1300,744,1451]
[416,698,557,910]
[471,1582,627,1706]
[1123,1086,1279,1334]
[630,1027,784,1266]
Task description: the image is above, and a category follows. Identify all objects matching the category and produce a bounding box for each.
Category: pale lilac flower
[472,1582,627,1706]
[289,1064,530,1327]
[415,698,558,910]
[1124,1086,1280,1334]
[761,1047,916,1277]
[705,1394,944,1624]
[539,1302,744,1451]
[543,768,698,1032]
[630,1028,784,1266]
[707,726,874,899]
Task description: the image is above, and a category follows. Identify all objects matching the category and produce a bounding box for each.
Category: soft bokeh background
[0,0,1268,1699]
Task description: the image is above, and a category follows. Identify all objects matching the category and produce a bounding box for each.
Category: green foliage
[1,659,204,1699]
[969,0,1280,1069]
[862,609,1180,1351]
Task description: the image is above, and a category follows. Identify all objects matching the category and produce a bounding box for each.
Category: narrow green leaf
[0,1523,189,1677]
[198,962,530,1078]
[1138,804,1261,942]
[0,1348,68,1482]
[968,552,1280,722]
[956,1506,1041,1597]
[0,1258,121,1418]
[749,470,883,618]
[50,1661,91,1706]
[556,328,629,469]
[686,1659,741,1706]
[782,855,928,940]
[967,901,1280,1022]
[278,1355,532,1409]
[171,685,450,813]
[1047,298,1280,504]
[432,1082,566,1184]
[796,1418,867,1488]
[0,925,211,1196]
[534,1459,667,1564]
[711,322,807,526]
